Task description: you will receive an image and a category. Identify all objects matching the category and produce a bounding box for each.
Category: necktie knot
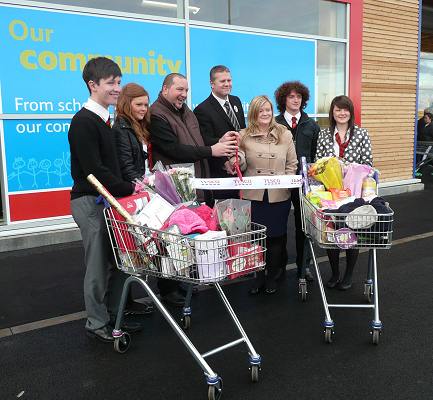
[291,116,297,130]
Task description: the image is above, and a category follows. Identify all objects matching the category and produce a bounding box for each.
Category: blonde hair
[243,95,285,144]
[115,83,150,144]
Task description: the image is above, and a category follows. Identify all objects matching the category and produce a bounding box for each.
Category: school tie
[106,116,111,127]
[335,131,350,158]
[224,101,240,131]
[291,116,297,130]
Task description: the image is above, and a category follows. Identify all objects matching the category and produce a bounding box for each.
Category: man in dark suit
[194,65,246,199]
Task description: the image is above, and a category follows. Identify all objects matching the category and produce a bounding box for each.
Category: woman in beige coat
[231,95,298,294]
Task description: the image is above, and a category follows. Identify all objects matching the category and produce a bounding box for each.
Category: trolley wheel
[364,283,373,303]
[299,283,307,302]
[114,332,131,354]
[371,329,381,345]
[250,365,260,383]
[207,381,222,400]
[324,327,333,343]
[181,315,191,330]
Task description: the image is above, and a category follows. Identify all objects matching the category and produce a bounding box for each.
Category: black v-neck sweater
[68,107,134,200]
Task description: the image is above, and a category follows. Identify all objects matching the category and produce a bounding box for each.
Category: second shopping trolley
[300,192,394,345]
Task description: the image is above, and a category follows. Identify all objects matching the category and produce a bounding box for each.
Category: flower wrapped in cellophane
[167,163,197,203]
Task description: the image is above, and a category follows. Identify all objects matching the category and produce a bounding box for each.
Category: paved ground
[0,175,432,400]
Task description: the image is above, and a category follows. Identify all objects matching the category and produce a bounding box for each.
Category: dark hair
[82,57,122,94]
[210,65,230,81]
[162,73,187,89]
[274,81,310,114]
[116,83,151,144]
[425,112,433,120]
[329,95,355,134]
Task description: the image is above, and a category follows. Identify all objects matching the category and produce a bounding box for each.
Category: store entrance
[416,0,433,182]
[0,126,4,224]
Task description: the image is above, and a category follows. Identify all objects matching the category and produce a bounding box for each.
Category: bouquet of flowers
[133,174,156,194]
[133,162,196,205]
[167,163,196,203]
[308,157,343,190]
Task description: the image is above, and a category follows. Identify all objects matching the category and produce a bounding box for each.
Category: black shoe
[86,326,114,343]
[326,276,340,289]
[119,321,144,333]
[248,287,261,295]
[305,269,314,282]
[109,316,145,333]
[161,291,186,307]
[264,287,277,295]
[125,300,154,316]
[337,280,353,291]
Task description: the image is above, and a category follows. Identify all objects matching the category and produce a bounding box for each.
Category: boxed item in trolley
[194,230,228,282]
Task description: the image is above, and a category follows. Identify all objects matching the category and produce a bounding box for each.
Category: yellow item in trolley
[309,157,343,190]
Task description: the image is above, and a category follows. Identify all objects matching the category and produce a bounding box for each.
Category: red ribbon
[233,146,243,182]
[233,143,243,199]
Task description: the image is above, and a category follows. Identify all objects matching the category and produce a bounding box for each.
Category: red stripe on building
[9,190,71,222]
[334,0,363,125]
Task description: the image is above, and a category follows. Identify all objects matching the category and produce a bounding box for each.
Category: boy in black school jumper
[275,81,320,282]
[68,57,141,342]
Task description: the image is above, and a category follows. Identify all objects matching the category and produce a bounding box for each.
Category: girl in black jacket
[113,83,151,181]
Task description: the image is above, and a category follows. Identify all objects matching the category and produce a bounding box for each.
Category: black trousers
[254,235,287,290]
[326,248,359,280]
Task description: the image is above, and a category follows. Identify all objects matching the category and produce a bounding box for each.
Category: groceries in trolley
[103,165,266,283]
[301,156,393,249]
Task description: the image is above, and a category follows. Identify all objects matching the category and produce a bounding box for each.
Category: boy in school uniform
[68,57,142,342]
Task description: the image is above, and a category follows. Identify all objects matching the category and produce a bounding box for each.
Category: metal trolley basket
[104,206,266,399]
[300,193,394,345]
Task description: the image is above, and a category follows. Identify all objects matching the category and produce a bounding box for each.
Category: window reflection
[418,53,433,112]
[190,0,346,39]
[315,117,331,130]
[38,0,184,18]
[317,40,346,114]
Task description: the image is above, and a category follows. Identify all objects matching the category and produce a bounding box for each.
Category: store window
[317,40,346,114]
[418,53,433,112]
[37,0,184,18]
[189,0,346,39]
[0,127,4,224]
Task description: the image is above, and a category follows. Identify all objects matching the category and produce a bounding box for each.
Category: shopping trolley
[104,205,266,399]
[300,193,394,345]
[415,140,433,174]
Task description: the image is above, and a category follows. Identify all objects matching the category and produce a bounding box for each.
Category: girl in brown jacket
[231,95,298,294]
